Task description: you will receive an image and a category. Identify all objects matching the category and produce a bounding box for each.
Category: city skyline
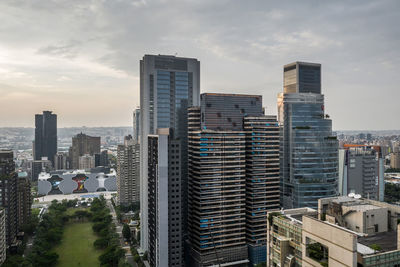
[0,1,399,130]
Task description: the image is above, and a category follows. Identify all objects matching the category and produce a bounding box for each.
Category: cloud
[37,40,82,59]
[0,0,399,129]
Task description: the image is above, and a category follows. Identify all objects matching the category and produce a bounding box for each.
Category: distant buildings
[278,62,338,209]
[267,196,400,267]
[140,54,200,256]
[117,135,140,206]
[187,93,280,266]
[78,154,95,170]
[338,145,384,201]
[133,108,141,143]
[29,157,52,181]
[69,133,101,169]
[34,111,57,166]
[391,152,400,169]
[0,151,18,247]
[54,152,68,170]
[95,150,109,167]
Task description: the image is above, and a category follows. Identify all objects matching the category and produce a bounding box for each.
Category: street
[107,199,137,267]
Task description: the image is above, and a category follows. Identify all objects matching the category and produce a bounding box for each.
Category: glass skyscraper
[278,62,338,209]
[34,111,57,166]
[139,55,200,265]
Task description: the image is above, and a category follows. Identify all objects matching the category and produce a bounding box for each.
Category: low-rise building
[267,196,400,267]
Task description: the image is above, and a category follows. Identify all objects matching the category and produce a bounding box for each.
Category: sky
[0,0,399,130]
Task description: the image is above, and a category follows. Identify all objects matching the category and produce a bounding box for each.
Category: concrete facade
[268,197,400,267]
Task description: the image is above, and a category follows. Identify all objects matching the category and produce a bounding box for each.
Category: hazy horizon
[0,1,399,130]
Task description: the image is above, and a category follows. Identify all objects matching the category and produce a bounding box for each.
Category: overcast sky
[0,0,399,130]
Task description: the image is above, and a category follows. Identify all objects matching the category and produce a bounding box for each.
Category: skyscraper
[187,93,280,266]
[69,133,101,169]
[34,111,57,166]
[16,171,31,230]
[139,54,200,254]
[148,129,182,267]
[0,150,18,247]
[117,135,140,206]
[278,62,338,209]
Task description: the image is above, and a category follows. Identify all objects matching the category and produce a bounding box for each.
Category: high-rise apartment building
[69,133,101,169]
[148,129,183,267]
[133,108,141,143]
[34,111,57,166]
[187,93,280,266]
[278,62,338,209]
[0,208,6,265]
[17,172,31,230]
[0,151,18,247]
[140,54,200,253]
[338,145,384,201]
[117,135,140,206]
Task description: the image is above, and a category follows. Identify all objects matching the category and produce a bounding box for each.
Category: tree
[134,254,140,263]
[94,237,109,249]
[122,224,131,241]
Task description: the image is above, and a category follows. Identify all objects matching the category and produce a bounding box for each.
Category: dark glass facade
[279,63,338,209]
[34,111,57,165]
[284,62,321,94]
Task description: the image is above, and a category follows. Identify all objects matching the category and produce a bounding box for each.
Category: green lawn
[54,222,101,267]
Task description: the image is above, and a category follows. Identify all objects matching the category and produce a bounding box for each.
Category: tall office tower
[34,111,57,166]
[16,172,31,230]
[0,208,6,265]
[148,129,182,267]
[0,151,18,247]
[54,152,68,170]
[133,108,141,143]
[140,54,200,253]
[117,135,140,206]
[338,145,384,201]
[278,62,338,209]
[69,133,101,169]
[187,93,280,266]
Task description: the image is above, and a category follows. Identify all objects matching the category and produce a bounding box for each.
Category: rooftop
[358,231,398,253]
